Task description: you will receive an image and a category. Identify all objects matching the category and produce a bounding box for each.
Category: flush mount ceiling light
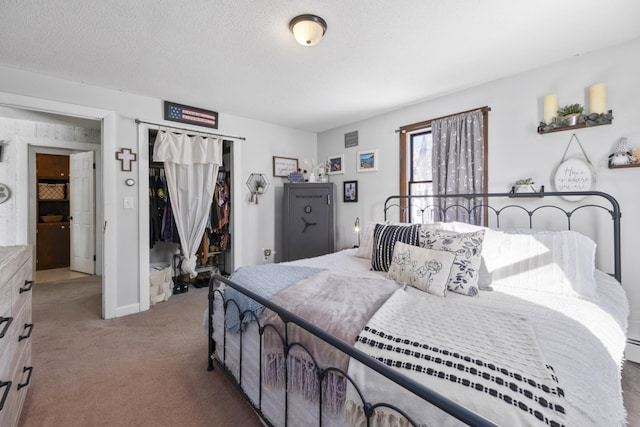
[289,14,327,46]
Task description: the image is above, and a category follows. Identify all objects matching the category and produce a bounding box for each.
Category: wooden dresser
[0,246,34,427]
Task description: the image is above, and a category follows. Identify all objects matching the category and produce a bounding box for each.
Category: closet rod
[135,118,246,140]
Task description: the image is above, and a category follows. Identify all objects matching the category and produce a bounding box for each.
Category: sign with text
[344,131,359,148]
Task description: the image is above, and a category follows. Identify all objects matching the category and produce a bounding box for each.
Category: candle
[589,83,607,114]
[543,94,558,124]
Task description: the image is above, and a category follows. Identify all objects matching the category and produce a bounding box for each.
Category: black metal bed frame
[207,191,622,427]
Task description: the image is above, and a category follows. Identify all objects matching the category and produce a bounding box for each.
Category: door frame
[29,147,98,274]
[138,125,240,311]
[0,92,117,319]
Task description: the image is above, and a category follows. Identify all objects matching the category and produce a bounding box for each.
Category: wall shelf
[537,111,613,134]
[609,163,640,169]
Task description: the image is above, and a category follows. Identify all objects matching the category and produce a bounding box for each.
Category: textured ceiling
[1,0,639,133]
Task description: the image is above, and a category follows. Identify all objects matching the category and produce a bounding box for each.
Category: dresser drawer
[0,345,31,427]
[9,299,32,373]
[10,258,33,315]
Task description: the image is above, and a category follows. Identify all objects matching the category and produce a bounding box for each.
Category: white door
[70,151,95,274]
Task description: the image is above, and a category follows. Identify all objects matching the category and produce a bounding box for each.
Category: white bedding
[210,248,629,426]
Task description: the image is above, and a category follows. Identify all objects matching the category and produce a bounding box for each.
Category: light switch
[123,196,134,209]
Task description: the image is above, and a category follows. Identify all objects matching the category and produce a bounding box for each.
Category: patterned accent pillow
[371,223,420,272]
[387,241,456,297]
[419,228,485,297]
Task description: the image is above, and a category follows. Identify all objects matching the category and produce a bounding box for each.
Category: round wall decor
[0,183,10,204]
[552,134,596,201]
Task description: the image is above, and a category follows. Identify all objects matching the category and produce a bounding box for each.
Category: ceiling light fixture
[289,14,327,47]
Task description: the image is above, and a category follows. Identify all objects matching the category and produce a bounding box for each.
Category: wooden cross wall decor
[116,148,137,172]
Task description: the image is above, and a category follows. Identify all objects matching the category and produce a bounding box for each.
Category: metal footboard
[208,275,497,427]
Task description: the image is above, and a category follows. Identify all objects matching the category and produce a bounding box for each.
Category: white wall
[318,38,640,357]
[0,65,316,317]
[0,116,100,245]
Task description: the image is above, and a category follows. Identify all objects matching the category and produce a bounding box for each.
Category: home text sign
[344,131,359,148]
[164,101,218,129]
[553,157,595,201]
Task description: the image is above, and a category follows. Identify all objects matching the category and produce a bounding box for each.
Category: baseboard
[626,338,640,363]
[115,303,141,318]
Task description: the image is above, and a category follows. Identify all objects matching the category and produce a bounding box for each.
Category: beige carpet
[19,276,262,427]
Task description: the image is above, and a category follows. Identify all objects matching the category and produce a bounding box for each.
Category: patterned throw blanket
[346,289,568,427]
[262,271,400,413]
[224,264,324,333]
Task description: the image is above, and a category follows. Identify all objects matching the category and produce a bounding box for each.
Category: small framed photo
[327,154,345,175]
[343,180,358,203]
[357,149,379,172]
[273,156,298,177]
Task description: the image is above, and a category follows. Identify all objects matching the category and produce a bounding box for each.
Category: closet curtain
[153,131,222,277]
[432,109,484,224]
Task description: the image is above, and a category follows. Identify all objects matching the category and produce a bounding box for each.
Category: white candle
[543,94,558,124]
[589,83,607,114]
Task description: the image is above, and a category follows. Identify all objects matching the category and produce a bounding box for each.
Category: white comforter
[288,249,629,426]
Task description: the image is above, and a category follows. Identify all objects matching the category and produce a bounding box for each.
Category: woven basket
[38,183,65,200]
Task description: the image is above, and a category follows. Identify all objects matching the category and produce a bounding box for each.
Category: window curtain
[432,109,484,224]
[153,131,222,278]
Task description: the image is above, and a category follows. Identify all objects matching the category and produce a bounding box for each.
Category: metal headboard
[383,191,622,283]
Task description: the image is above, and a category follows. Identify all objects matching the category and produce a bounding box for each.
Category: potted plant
[514,178,536,193]
[557,103,584,126]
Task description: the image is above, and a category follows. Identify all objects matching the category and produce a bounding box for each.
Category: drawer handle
[20,280,34,294]
[0,380,11,410]
[17,367,33,390]
[0,317,13,339]
[19,323,34,341]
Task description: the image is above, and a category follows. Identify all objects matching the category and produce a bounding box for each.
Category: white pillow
[387,242,455,297]
[482,229,598,300]
[354,222,377,259]
[419,228,485,297]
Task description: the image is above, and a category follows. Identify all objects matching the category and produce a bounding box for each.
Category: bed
[206,191,628,426]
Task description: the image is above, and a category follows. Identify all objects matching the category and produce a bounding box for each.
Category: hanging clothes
[209,179,230,252]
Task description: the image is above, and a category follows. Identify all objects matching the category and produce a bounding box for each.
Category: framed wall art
[357,149,378,172]
[327,154,345,175]
[343,180,358,203]
[273,156,298,177]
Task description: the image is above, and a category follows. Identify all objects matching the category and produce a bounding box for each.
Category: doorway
[34,151,96,275]
[0,104,105,316]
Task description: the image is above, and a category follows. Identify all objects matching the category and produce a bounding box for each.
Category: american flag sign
[164,101,218,129]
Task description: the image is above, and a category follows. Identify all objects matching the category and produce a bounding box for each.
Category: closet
[148,130,232,293]
[36,153,70,270]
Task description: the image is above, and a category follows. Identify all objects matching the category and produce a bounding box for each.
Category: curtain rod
[395,106,491,133]
[135,118,246,140]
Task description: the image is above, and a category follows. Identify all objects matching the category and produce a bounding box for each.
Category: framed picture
[357,149,379,172]
[327,154,345,175]
[273,156,298,177]
[343,180,358,203]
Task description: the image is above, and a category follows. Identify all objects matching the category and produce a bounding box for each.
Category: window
[398,107,490,224]
[408,129,433,223]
